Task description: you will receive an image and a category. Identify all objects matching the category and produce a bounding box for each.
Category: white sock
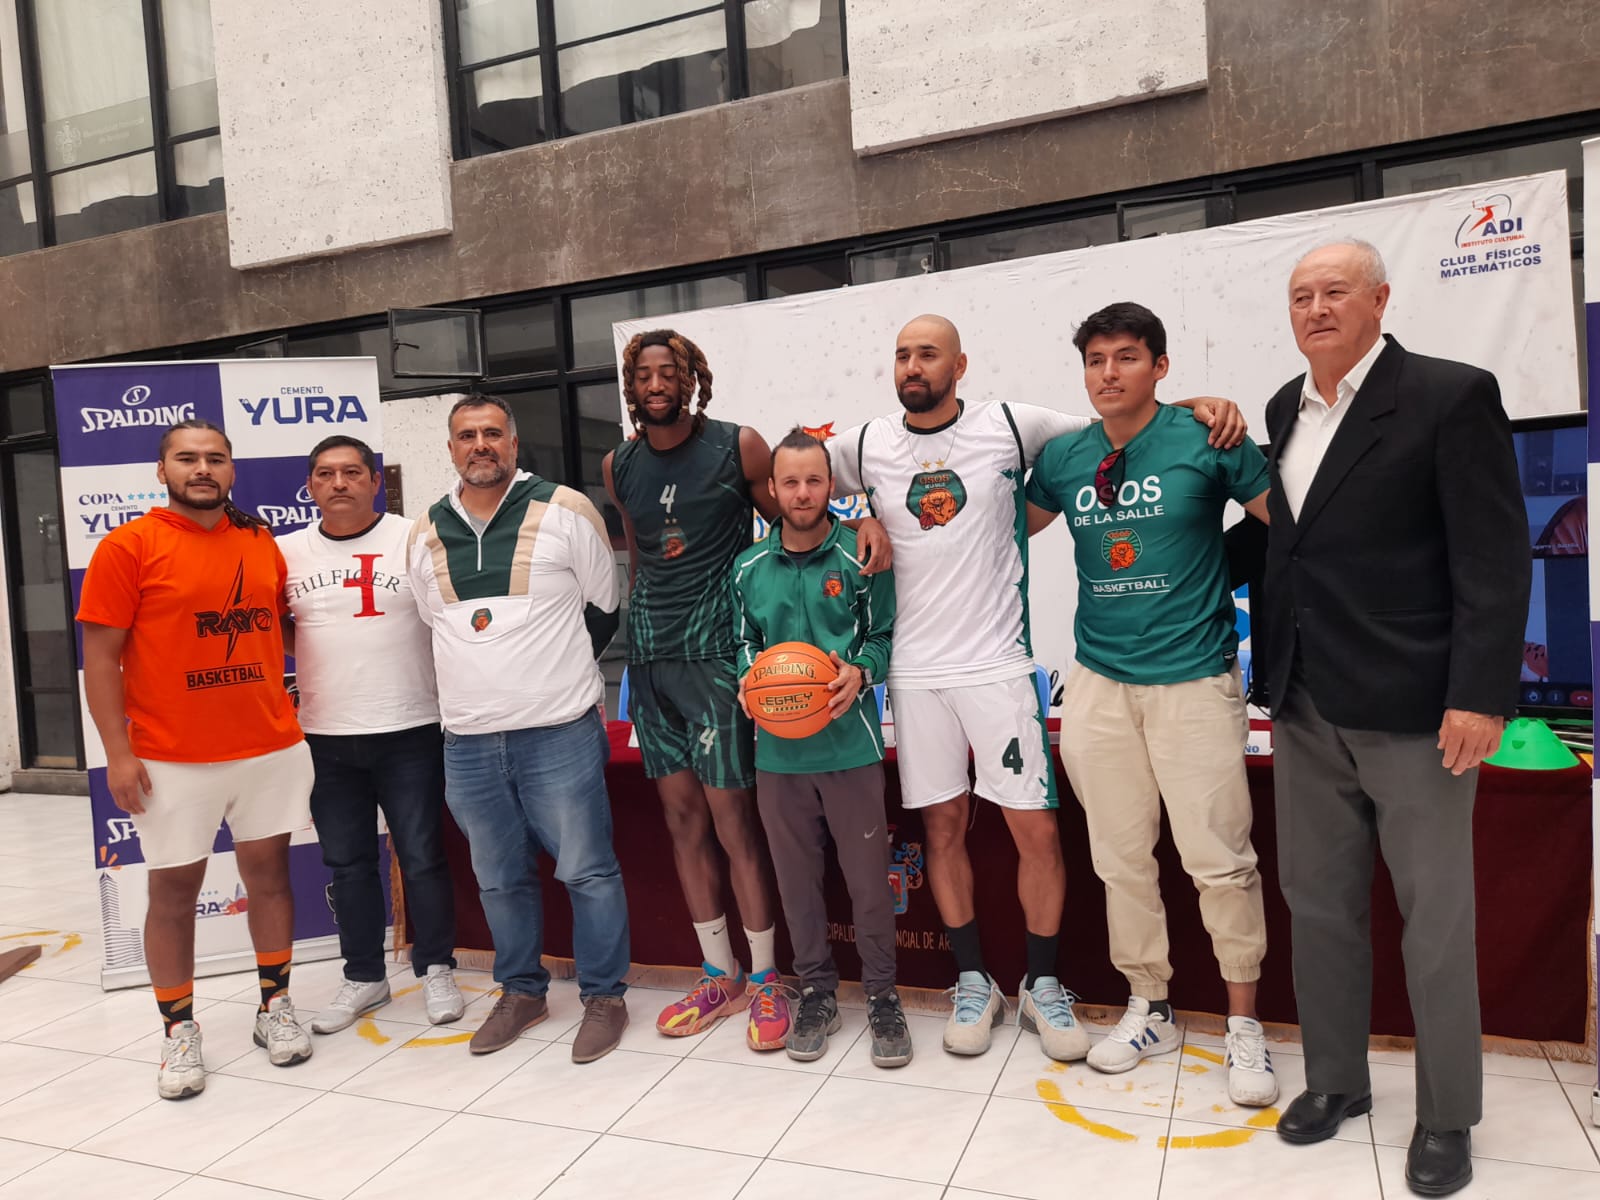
[693,916,735,977]
[745,926,776,978]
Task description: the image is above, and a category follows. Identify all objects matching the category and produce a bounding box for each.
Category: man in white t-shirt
[279,435,463,1034]
[832,314,1245,1060]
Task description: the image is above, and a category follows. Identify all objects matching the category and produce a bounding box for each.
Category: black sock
[945,920,985,975]
[1148,999,1173,1022]
[1024,932,1058,990]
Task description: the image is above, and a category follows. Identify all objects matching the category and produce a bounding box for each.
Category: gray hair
[447,392,517,437]
[1292,239,1388,289]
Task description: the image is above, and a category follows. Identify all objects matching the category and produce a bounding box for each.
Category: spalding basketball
[746,642,838,739]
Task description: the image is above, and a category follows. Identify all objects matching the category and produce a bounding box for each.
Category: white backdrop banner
[614,170,1577,696]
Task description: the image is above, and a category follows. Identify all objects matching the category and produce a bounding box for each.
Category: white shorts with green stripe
[892,674,1057,811]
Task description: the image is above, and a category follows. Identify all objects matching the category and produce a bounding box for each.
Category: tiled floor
[0,790,1596,1199]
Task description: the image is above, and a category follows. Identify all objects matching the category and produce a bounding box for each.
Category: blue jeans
[307,724,457,983]
[442,709,629,997]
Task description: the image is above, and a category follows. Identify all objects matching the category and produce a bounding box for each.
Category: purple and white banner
[51,357,384,988]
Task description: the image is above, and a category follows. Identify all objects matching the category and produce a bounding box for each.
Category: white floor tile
[772,1076,987,1184]
[831,1011,1012,1093]
[540,1134,758,1200]
[1163,1117,1382,1198]
[993,1041,1181,1119]
[466,1046,675,1131]
[1375,1143,1600,1199]
[203,1091,449,1199]
[1560,1083,1600,1159]
[950,1095,1168,1200]
[0,1150,186,1199]
[1172,1040,1301,1126]
[109,999,265,1071]
[1552,1058,1599,1087]
[684,995,870,1074]
[335,1023,543,1110]
[1369,1065,1600,1173]
[614,1059,822,1155]
[15,984,175,1057]
[160,1179,321,1200]
[0,1139,56,1188]
[191,971,258,1000]
[0,1043,99,1107]
[349,1112,596,1199]
[0,977,111,1037]
[76,1072,317,1173]
[216,1015,412,1090]
[740,1159,946,1198]
[0,1056,158,1148]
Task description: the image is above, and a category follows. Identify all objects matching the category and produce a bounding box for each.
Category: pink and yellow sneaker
[656,965,748,1037]
[746,969,793,1051]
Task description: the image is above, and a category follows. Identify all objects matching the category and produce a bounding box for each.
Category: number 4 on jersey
[1001,737,1023,775]
[660,484,678,513]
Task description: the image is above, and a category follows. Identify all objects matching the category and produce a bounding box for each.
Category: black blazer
[1261,334,1529,733]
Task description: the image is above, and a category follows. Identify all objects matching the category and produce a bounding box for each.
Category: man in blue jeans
[407,394,630,1061]
[280,435,463,1033]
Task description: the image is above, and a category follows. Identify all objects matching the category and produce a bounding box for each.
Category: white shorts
[892,674,1057,811]
[133,740,314,869]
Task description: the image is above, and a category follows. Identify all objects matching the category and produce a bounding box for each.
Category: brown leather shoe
[469,991,548,1055]
[572,994,629,1063]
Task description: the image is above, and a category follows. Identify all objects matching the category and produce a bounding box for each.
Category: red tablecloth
[418,721,1592,1044]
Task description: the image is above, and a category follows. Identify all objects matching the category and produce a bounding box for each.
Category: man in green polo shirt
[731,428,908,1068]
[1026,302,1277,1108]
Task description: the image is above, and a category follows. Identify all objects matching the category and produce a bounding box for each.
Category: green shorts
[629,658,756,790]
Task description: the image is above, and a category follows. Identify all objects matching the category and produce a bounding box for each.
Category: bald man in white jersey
[831,315,1246,1059]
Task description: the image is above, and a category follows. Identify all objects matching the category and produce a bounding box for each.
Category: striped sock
[154,981,195,1034]
[256,948,292,1012]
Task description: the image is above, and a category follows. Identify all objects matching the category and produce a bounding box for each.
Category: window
[945,214,1117,270]
[568,272,747,365]
[446,0,847,157]
[762,255,848,298]
[0,0,222,252]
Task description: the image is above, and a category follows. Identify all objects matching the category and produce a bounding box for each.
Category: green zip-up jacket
[729,517,894,774]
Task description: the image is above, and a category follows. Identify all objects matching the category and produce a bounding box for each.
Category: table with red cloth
[410,720,1593,1045]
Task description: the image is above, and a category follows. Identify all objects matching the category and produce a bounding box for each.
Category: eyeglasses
[1094,447,1125,508]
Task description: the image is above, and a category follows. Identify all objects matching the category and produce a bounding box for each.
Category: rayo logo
[1455,193,1525,248]
[80,383,195,433]
[196,882,249,918]
[236,393,368,426]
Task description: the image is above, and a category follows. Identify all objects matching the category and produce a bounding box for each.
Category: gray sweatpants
[756,763,897,995]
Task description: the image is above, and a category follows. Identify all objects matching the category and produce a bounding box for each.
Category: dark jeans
[307,724,457,982]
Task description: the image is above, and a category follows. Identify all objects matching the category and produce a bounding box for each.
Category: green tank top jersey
[612,418,753,663]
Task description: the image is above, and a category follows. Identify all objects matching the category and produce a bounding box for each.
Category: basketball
[745,641,838,739]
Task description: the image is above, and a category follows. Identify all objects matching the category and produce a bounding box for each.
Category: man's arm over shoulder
[729,550,766,675]
[1435,369,1529,718]
[831,422,868,497]
[1008,403,1093,467]
[853,556,894,686]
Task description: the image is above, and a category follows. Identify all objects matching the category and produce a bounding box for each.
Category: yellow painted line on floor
[0,929,58,940]
[1182,1045,1226,1065]
[1159,1106,1280,1151]
[53,933,82,956]
[405,1031,474,1048]
[1035,1080,1139,1143]
[355,1018,391,1045]
[391,983,422,999]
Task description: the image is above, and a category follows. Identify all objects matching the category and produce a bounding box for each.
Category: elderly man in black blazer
[1261,240,1529,1197]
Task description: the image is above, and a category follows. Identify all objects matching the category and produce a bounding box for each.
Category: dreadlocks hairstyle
[157,418,269,534]
[619,328,714,436]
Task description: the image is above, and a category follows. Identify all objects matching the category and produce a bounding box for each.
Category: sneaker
[866,988,913,1068]
[157,1020,206,1100]
[942,971,1005,1056]
[423,964,466,1025]
[655,964,748,1037]
[310,977,391,1034]
[746,969,793,1051]
[253,995,313,1067]
[572,994,629,1063]
[1017,975,1090,1062]
[785,986,840,1062]
[1225,1015,1279,1106]
[1086,996,1180,1074]
[469,991,548,1055]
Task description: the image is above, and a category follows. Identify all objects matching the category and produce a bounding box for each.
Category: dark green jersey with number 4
[613,418,753,663]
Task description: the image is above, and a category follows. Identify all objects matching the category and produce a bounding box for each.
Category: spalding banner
[51,357,384,988]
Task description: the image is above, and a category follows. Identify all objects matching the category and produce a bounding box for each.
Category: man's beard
[636,395,684,427]
[783,505,827,532]
[896,379,950,414]
[461,456,511,487]
[172,482,225,509]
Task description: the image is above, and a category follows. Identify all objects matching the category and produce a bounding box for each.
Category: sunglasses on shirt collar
[1094,447,1125,508]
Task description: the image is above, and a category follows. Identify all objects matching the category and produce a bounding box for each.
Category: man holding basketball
[831,314,1246,1059]
[730,428,906,1066]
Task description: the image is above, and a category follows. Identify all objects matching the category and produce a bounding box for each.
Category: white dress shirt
[1278,334,1388,520]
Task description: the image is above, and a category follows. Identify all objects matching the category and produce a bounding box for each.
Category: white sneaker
[423,964,466,1025]
[1086,996,1180,1074]
[1017,975,1090,1062]
[310,977,391,1034]
[942,971,1006,1056]
[157,1020,206,1100]
[253,994,313,1066]
[1225,1015,1279,1106]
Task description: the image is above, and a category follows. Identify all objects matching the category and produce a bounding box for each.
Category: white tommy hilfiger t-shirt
[278,513,440,735]
[834,399,1090,690]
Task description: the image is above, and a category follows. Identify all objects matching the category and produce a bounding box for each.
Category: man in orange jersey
[79,419,315,1100]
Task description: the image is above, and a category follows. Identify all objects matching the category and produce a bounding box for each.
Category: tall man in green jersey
[603,329,893,1052]
[1025,302,1276,1107]
[731,429,907,1068]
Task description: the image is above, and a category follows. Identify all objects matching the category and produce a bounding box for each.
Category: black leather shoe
[1276,1089,1374,1144]
[1405,1123,1472,1196]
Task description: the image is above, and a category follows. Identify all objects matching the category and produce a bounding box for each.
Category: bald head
[898,314,962,356]
[894,314,967,422]
[1290,239,1388,292]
